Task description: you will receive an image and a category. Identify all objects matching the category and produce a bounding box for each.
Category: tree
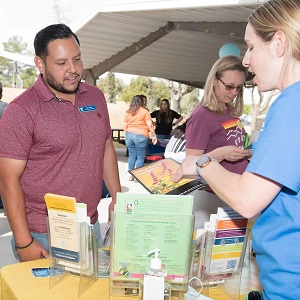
[152,80,170,110]
[107,72,116,103]
[159,79,194,111]
[248,86,280,131]
[0,36,36,88]
[0,0,75,89]
[50,0,71,24]
[180,89,200,117]
[243,104,252,115]
[118,76,169,111]
[97,72,125,103]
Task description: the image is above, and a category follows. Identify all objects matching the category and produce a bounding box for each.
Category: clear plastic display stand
[110,211,195,299]
[200,228,250,300]
[47,219,98,297]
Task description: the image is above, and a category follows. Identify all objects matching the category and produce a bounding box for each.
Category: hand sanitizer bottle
[139,248,170,300]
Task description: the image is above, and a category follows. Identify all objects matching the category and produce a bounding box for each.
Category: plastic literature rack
[47,220,98,297]
[110,193,195,299]
[195,207,251,300]
[200,228,250,299]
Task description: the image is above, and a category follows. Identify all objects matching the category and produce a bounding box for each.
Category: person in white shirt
[164,121,187,163]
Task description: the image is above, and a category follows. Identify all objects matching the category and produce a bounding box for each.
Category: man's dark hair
[0,82,2,100]
[34,24,80,60]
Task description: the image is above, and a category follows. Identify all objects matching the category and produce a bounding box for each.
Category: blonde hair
[127,95,142,115]
[249,0,300,76]
[201,55,246,117]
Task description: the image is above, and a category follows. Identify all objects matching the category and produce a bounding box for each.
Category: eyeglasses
[246,290,263,300]
[217,77,244,93]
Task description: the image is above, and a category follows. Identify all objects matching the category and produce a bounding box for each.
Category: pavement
[115,148,147,195]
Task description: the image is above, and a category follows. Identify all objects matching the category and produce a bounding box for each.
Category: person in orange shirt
[124,95,157,180]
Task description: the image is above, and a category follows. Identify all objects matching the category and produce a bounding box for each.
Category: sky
[0,0,98,47]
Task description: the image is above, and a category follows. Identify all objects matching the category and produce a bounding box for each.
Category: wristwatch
[196,156,217,176]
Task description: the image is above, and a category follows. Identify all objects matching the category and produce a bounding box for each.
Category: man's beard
[44,70,81,94]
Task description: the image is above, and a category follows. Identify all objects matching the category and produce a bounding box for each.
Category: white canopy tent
[0,0,266,87]
[74,0,266,87]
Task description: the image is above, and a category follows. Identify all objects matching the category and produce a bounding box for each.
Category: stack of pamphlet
[195,207,249,287]
[44,193,92,274]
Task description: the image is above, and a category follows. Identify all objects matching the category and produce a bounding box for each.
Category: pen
[244,133,249,149]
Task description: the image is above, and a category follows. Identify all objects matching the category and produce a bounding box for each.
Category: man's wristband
[15,236,35,251]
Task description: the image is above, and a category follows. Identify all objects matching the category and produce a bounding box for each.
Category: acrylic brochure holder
[110,211,195,299]
[200,228,250,300]
[47,218,98,297]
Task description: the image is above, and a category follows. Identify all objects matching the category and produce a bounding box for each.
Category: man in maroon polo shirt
[0,24,121,262]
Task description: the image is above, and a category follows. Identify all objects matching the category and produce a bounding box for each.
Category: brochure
[111,193,194,286]
[44,193,80,263]
[128,158,207,195]
[202,207,248,276]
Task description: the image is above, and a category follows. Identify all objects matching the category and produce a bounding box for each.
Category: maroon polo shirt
[0,75,111,232]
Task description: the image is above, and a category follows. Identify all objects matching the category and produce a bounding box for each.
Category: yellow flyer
[44,193,80,263]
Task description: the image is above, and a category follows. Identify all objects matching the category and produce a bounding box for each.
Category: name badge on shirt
[78,105,96,113]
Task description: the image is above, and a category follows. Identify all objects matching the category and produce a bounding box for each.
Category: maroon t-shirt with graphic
[186,104,248,174]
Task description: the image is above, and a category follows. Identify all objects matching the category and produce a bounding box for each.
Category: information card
[112,193,194,282]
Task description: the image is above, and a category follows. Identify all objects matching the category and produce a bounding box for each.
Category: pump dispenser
[147,248,166,277]
[139,248,170,300]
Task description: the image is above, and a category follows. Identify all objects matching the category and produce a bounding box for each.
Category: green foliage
[243,104,251,115]
[118,76,150,104]
[0,36,36,88]
[3,36,27,53]
[21,67,37,88]
[107,72,116,103]
[180,89,200,117]
[152,81,170,109]
[97,72,125,103]
[0,57,14,85]
[118,76,170,111]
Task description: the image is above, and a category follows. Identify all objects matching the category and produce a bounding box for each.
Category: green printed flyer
[112,193,194,282]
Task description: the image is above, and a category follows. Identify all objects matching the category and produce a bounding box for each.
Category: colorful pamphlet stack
[194,207,250,298]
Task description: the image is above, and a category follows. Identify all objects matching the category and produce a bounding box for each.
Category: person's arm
[123,114,128,131]
[173,115,183,126]
[186,148,204,156]
[0,157,49,261]
[150,111,157,128]
[102,138,121,221]
[146,119,157,145]
[186,146,250,162]
[172,155,282,218]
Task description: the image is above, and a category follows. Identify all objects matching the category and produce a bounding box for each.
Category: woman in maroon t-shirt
[186,55,250,174]
[185,56,251,229]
